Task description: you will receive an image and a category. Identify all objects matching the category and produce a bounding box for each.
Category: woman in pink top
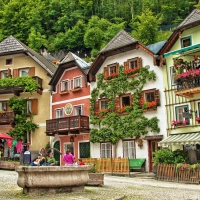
[62,149,74,165]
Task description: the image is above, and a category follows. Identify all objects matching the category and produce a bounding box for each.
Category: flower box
[71,87,82,92]
[59,90,69,95]
[195,117,200,124]
[171,120,189,127]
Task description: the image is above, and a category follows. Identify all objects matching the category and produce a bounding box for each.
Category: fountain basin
[15,165,92,194]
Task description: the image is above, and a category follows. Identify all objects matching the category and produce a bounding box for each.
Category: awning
[158,132,200,147]
[164,43,200,58]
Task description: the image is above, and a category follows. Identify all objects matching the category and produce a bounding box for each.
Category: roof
[100,30,138,53]
[177,9,200,29]
[147,40,167,54]
[49,51,91,89]
[0,36,57,76]
[158,132,200,147]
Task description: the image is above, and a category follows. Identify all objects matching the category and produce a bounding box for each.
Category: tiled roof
[100,30,138,53]
[61,52,90,70]
[0,36,57,76]
[177,9,200,29]
[0,35,26,53]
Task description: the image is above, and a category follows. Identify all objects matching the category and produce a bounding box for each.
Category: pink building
[47,52,91,165]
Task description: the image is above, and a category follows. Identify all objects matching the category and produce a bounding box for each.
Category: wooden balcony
[175,77,200,98]
[0,111,14,125]
[46,115,90,136]
[0,76,42,96]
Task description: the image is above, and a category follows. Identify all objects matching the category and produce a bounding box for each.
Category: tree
[130,8,161,45]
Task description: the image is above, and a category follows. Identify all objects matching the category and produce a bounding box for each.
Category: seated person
[46,152,56,166]
[30,154,45,166]
[78,158,85,165]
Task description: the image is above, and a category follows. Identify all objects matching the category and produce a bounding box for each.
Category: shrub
[153,149,174,164]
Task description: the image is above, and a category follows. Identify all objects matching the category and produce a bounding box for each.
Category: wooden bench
[129,158,146,173]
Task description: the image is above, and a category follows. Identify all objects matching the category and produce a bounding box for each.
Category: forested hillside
[0,0,199,58]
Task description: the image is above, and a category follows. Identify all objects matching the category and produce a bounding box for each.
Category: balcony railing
[0,76,43,96]
[0,111,14,125]
[46,115,89,134]
[176,77,200,98]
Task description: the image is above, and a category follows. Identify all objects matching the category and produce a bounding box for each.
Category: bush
[153,149,190,165]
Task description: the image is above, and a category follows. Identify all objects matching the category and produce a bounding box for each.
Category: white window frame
[123,140,135,158]
[19,68,29,77]
[174,104,190,124]
[101,143,111,158]
[108,64,117,75]
[26,100,32,114]
[1,70,8,78]
[73,76,82,89]
[0,102,7,111]
[180,35,192,48]
[170,66,177,86]
[25,131,31,144]
[100,100,108,109]
[60,79,70,92]
[55,108,63,118]
[73,104,83,116]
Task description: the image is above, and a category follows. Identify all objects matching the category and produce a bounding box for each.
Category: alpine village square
[0,1,200,199]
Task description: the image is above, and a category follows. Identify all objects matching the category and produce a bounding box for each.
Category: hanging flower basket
[136,138,143,148]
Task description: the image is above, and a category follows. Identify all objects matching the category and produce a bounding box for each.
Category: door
[149,140,161,172]
[53,141,60,165]
[79,142,90,158]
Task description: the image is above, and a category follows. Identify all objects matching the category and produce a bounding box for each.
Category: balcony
[0,111,14,125]
[175,77,200,98]
[46,115,90,136]
[0,76,42,96]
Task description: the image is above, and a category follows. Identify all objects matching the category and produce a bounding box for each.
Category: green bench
[129,158,146,173]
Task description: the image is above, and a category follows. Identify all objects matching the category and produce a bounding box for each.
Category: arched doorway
[53,141,60,165]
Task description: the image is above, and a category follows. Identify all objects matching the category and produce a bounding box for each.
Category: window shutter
[116,63,119,75]
[104,67,108,79]
[31,99,38,115]
[115,96,120,109]
[94,101,99,110]
[71,79,74,89]
[138,57,142,68]
[8,68,11,77]
[124,61,129,72]
[13,69,19,77]
[139,91,144,107]
[29,67,35,76]
[155,89,160,106]
[130,94,133,106]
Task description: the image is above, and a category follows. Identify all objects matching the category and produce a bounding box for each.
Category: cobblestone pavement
[0,170,200,200]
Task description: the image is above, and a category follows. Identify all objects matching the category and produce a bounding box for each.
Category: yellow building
[0,36,57,152]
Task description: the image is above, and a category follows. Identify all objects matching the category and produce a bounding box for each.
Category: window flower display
[176,68,200,79]
[171,120,188,127]
[106,73,118,80]
[140,100,157,110]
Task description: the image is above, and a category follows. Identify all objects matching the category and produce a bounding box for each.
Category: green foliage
[153,149,190,164]
[130,8,161,45]
[7,96,38,140]
[0,76,40,94]
[89,65,160,145]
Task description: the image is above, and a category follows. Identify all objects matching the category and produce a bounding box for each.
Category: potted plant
[171,119,188,127]
[87,164,104,186]
[195,117,200,124]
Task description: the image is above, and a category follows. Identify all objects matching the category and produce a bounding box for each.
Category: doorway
[53,141,60,165]
[149,140,161,172]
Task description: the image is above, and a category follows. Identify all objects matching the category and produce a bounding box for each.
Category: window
[175,104,190,124]
[26,99,38,115]
[121,95,131,106]
[0,102,7,111]
[145,91,155,102]
[1,70,8,78]
[24,132,31,144]
[100,100,108,109]
[101,143,111,158]
[55,108,63,118]
[181,36,191,48]
[19,68,29,77]
[170,66,177,86]
[64,143,74,155]
[61,80,70,92]
[5,58,13,65]
[109,65,116,75]
[73,76,82,89]
[74,105,83,116]
[129,58,138,69]
[79,142,90,158]
[123,141,134,158]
